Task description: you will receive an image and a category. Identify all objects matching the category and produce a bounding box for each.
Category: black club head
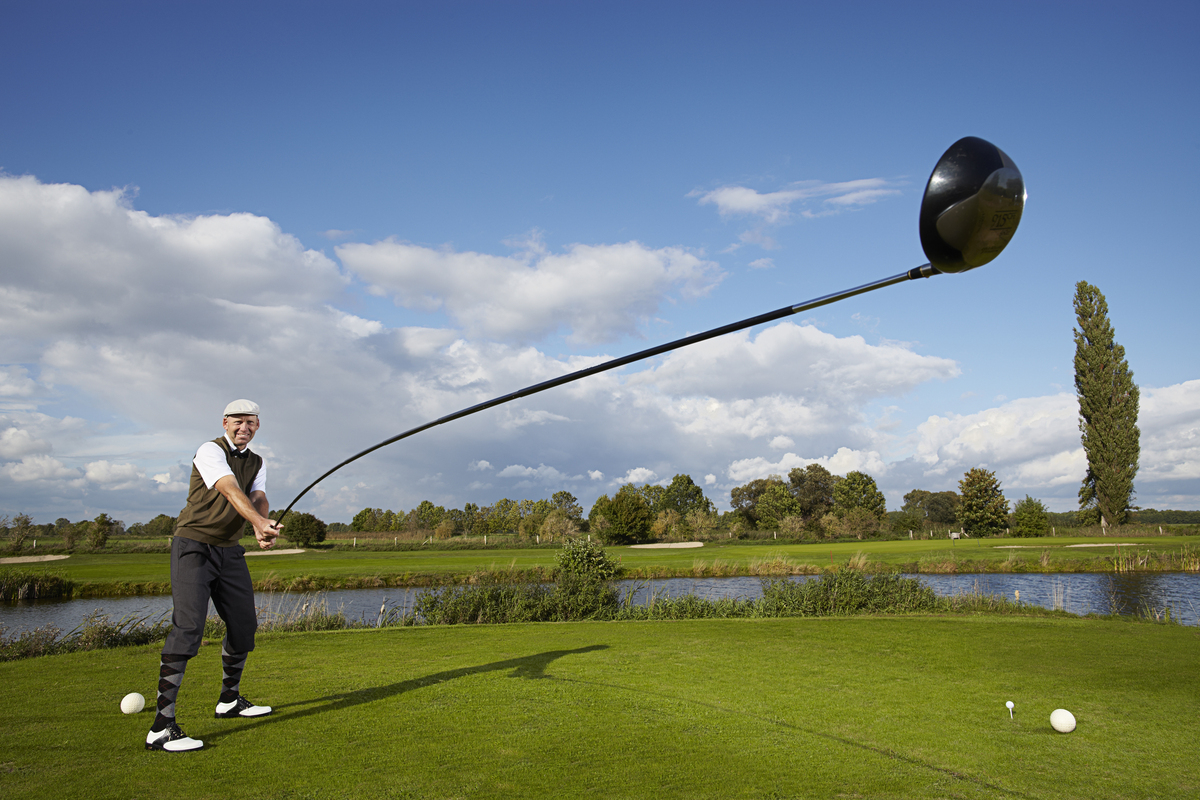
[919,136,1026,273]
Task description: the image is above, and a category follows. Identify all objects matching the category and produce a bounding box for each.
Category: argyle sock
[219,645,248,703]
[152,653,189,731]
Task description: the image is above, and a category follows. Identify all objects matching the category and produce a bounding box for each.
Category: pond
[3,572,1198,636]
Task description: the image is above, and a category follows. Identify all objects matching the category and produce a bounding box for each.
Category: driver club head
[919,137,1026,273]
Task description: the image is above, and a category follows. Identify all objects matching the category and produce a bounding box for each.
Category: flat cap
[223,399,261,417]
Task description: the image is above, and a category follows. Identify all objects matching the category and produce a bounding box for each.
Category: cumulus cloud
[0,426,51,459]
[2,454,80,483]
[336,237,724,344]
[727,447,887,484]
[0,367,38,399]
[496,463,581,484]
[85,460,146,490]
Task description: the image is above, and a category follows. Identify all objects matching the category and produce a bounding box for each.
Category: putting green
[2,615,1196,798]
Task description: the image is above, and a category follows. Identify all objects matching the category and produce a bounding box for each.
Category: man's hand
[254,520,282,550]
[213,477,281,550]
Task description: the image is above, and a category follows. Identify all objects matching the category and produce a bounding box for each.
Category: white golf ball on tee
[1050,708,1076,733]
[121,692,146,714]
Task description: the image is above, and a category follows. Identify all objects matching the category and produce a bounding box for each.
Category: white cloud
[693,177,903,252]
[337,237,724,345]
[0,426,51,459]
[85,460,145,490]
[468,460,493,471]
[496,463,580,483]
[727,447,886,484]
[769,435,794,450]
[748,258,775,270]
[694,179,902,221]
[893,381,1200,509]
[2,454,80,483]
[0,367,37,399]
[618,467,658,486]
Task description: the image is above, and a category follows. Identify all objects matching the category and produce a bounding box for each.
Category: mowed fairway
[19,535,1200,591]
[2,616,1198,799]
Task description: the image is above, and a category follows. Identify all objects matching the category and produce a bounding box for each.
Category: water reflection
[3,572,1198,635]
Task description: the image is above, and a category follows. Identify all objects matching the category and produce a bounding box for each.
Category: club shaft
[278,263,938,521]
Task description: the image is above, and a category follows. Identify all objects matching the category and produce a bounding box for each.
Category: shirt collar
[224,434,249,455]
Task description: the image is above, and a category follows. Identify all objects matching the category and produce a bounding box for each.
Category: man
[145,399,284,752]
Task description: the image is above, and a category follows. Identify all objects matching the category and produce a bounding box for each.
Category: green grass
[8,535,1200,597]
[1,615,1197,798]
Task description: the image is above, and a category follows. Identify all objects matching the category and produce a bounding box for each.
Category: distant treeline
[1131,509,1200,525]
[1044,509,1200,527]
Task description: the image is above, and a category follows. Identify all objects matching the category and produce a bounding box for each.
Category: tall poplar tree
[1073,281,1140,526]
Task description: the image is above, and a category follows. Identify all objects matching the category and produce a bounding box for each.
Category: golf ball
[1050,708,1076,733]
[121,692,146,714]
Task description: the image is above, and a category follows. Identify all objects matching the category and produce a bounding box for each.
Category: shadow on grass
[555,676,1033,799]
[202,644,608,744]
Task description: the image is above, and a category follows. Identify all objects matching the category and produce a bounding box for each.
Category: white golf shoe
[145,721,204,752]
[214,694,272,718]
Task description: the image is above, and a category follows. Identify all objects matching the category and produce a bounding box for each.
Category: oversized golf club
[277,136,1025,524]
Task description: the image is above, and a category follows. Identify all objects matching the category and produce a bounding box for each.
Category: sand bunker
[993,543,1138,549]
[0,554,71,564]
[629,542,704,549]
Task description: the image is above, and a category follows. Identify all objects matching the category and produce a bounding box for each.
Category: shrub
[1011,495,1050,537]
[759,572,938,616]
[555,537,619,581]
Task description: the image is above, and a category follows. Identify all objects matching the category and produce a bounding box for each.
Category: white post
[394,537,397,545]
[909,531,913,539]
[353,537,356,547]
[774,532,777,540]
[537,535,540,544]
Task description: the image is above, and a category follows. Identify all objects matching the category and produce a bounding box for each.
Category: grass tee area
[6,534,1200,596]
[2,615,1197,798]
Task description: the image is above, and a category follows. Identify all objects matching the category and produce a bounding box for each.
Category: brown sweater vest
[174,437,264,546]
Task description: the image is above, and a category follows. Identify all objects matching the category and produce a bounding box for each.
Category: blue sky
[2,1,1197,525]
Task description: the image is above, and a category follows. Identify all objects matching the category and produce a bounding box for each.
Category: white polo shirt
[194,435,267,494]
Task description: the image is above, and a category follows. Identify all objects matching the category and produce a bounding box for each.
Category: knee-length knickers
[163,537,257,658]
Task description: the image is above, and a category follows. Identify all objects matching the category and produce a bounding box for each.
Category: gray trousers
[162,536,258,657]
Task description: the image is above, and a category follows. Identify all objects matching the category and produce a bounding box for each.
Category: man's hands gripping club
[214,475,283,549]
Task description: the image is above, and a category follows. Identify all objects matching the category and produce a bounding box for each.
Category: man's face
[223,415,260,448]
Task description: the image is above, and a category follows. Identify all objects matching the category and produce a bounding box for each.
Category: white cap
[223,399,260,417]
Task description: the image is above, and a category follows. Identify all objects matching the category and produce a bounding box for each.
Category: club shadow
[202,644,609,743]
[553,675,1033,799]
